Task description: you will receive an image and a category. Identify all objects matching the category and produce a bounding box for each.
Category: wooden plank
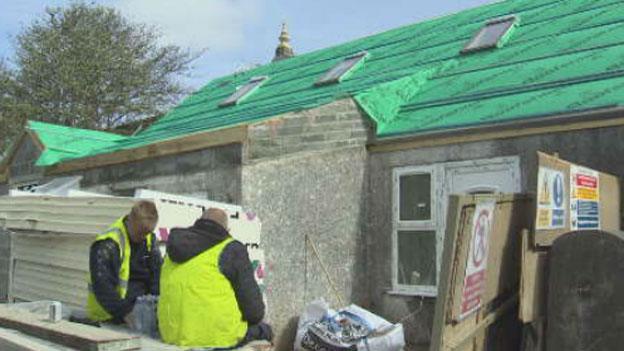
[519,229,547,323]
[0,327,64,351]
[445,295,519,351]
[599,172,620,233]
[46,125,247,175]
[0,304,140,351]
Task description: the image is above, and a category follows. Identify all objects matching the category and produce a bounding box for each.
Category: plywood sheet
[431,194,532,351]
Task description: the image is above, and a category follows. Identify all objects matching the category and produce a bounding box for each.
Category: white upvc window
[391,156,521,296]
[392,165,440,296]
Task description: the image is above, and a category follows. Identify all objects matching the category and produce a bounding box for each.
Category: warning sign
[536,167,566,230]
[460,201,495,320]
[570,166,600,230]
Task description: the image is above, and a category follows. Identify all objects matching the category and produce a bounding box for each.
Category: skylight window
[219,76,268,107]
[461,15,518,54]
[315,51,369,86]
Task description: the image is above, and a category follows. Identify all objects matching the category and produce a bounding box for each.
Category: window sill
[386,289,437,298]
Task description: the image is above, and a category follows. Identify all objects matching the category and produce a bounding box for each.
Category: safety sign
[570,165,600,230]
[460,201,495,320]
[536,167,566,230]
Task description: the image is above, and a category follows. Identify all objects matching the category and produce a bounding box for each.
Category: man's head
[202,207,228,231]
[127,200,158,243]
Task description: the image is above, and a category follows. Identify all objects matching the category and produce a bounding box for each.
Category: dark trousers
[242,322,273,344]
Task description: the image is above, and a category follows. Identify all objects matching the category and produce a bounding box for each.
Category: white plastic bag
[293,299,405,351]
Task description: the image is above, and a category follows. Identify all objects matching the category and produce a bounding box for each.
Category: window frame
[219,76,268,107]
[390,156,521,297]
[315,51,369,86]
[461,15,518,54]
[392,165,440,296]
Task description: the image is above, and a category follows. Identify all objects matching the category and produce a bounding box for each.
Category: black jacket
[89,223,162,322]
[166,219,265,325]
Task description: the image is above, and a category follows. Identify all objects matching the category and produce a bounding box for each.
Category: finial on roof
[272,22,295,62]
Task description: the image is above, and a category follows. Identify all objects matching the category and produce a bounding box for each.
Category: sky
[0,0,495,90]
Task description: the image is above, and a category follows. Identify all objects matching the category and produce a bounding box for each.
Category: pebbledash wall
[3,97,624,350]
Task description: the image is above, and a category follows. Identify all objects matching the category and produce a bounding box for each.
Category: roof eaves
[371,104,624,150]
[43,124,248,173]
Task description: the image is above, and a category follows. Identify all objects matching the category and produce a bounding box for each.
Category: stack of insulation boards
[0,196,136,310]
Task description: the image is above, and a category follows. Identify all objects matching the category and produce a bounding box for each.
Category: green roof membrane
[27,121,127,166]
[30,0,624,166]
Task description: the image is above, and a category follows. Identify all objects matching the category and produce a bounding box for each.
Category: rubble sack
[294,299,405,351]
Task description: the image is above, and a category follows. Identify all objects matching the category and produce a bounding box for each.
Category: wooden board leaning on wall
[430,194,533,351]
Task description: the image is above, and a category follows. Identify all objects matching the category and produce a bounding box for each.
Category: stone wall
[246,98,371,160]
[78,144,243,203]
[367,125,624,350]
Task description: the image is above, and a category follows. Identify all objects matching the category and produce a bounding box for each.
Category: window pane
[220,77,266,106]
[399,173,431,221]
[464,18,514,52]
[476,21,513,47]
[316,52,367,85]
[397,230,436,286]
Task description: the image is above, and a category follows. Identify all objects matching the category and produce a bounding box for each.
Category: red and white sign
[460,201,496,320]
[570,166,600,230]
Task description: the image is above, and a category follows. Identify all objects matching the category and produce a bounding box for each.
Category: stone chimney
[272,22,295,62]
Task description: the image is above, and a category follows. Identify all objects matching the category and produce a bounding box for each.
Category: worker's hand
[123,312,137,330]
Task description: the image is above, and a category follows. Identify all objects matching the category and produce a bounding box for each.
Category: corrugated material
[0,196,136,309]
[26,0,624,166]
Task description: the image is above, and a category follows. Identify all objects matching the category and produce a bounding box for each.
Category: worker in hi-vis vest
[87,200,162,326]
[159,208,272,348]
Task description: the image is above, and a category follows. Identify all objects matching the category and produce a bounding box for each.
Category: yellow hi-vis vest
[86,216,153,321]
[158,237,248,348]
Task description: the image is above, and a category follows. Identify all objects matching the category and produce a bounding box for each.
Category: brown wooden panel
[431,194,531,351]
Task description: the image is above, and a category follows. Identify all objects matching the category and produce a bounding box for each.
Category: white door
[445,157,521,195]
[436,156,521,288]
